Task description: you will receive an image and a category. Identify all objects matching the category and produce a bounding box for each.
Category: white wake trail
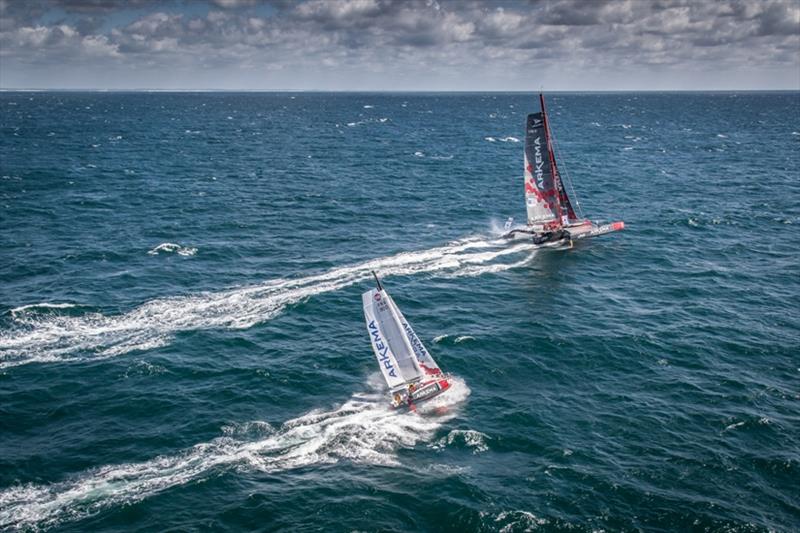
[1,236,537,368]
[0,378,470,531]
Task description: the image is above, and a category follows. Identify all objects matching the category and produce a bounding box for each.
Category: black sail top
[523,95,578,227]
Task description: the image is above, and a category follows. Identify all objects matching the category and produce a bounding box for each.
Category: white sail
[386,296,443,377]
[362,288,422,388]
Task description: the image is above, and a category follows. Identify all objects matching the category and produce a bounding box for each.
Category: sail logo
[368,320,397,377]
[402,322,430,362]
[533,136,546,190]
[401,322,442,376]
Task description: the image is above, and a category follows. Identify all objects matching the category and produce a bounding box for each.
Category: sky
[0,0,798,91]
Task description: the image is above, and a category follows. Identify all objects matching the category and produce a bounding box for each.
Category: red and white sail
[524,94,579,229]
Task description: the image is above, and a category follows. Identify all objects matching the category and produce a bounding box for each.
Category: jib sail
[386,297,442,377]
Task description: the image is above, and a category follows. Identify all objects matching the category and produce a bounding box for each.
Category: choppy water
[1,92,798,532]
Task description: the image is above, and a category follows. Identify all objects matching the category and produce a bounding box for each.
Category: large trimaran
[362,272,451,409]
[503,93,624,244]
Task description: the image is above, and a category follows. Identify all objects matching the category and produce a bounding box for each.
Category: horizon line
[2,88,799,93]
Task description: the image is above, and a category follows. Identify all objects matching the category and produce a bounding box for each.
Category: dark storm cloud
[56,0,161,13]
[539,0,615,26]
[0,0,797,89]
[757,1,800,36]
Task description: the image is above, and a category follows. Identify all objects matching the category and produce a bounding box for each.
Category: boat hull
[503,220,624,243]
[569,220,625,240]
[390,375,451,409]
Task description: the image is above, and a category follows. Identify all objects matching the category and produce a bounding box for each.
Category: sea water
[1,92,798,531]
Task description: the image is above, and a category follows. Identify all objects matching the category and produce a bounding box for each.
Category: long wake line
[1,235,538,369]
[0,378,471,530]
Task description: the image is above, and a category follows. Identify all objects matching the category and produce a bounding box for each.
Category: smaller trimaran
[503,93,624,244]
[362,272,451,409]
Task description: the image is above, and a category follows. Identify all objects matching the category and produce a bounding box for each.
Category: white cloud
[480,7,525,36]
[295,0,382,21]
[211,0,258,8]
[127,12,183,36]
[81,33,120,57]
[16,25,51,47]
[441,12,474,42]
[0,0,797,89]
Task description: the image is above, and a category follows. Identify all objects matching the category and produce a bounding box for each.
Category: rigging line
[551,132,585,219]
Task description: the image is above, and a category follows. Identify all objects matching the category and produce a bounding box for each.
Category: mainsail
[362,287,423,389]
[523,94,578,227]
[507,92,624,244]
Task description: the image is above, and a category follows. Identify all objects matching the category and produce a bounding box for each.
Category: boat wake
[1,236,538,369]
[0,377,470,531]
[147,242,198,256]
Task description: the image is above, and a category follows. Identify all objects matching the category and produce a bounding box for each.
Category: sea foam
[1,237,539,369]
[147,242,198,256]
[0,378,470,530]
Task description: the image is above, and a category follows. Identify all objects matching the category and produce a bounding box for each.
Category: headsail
[362,287,423,388]
[540,94,578,222]
[386,297,442,377]
[524,94,578,228]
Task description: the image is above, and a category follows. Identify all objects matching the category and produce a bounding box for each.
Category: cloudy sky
[0,0,798,90]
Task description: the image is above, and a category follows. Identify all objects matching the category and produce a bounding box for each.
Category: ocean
[1,91,798,531]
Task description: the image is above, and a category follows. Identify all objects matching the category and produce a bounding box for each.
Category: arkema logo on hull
[368,320,397,378]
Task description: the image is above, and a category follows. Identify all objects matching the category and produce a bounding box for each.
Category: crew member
[532,228,572,246]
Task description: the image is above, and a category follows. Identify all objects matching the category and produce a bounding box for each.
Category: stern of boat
[390,376,452,408]
[568,220,625,240]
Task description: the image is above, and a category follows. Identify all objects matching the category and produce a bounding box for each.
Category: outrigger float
[503,93,624,245]
[362,272,451,409]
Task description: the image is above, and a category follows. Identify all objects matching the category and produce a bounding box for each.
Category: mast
[372,270,383,291]
[539,93,563,227]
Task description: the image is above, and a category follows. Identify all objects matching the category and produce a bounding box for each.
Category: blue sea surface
[1,92,798,531]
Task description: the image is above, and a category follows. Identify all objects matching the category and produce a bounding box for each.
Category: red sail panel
[523,112,560,226]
